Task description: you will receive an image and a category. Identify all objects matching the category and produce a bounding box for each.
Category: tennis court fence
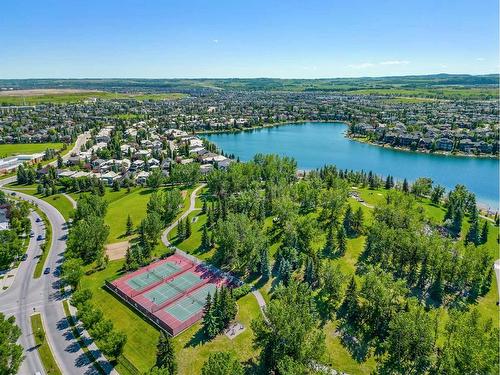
[129,262,195,298]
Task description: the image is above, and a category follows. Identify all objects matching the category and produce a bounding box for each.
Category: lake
[204,122,499,209]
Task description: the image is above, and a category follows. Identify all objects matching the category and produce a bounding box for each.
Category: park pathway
[63,193,77,209]
[161,183,206,248]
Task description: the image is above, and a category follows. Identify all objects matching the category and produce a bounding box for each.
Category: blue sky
[0,0,498,78]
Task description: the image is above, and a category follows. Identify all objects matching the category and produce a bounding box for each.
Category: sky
[0,0,498,79]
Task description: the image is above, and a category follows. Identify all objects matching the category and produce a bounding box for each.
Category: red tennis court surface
[106,253,231,336]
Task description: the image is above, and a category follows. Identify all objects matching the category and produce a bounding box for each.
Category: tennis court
[144,271,202,305]
[165,283,217,322]
[108,253,233,336]
[126,261,181,291]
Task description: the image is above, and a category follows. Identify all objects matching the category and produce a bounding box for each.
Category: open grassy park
[14,179,498,375]
[0,142,64,158]
[0,90,187,106]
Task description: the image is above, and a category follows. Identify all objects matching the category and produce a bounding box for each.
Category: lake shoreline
[204,121,499,209]
[197,120,499,160]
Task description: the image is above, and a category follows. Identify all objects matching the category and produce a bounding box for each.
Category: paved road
[0,132,105,375]
[1,212,46,374]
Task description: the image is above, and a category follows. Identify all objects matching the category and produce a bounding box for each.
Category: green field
[30,314,62,375]
[0,143,64,158]
[42,194,74,221]
[347,87,498,100]
[0,92,187,106]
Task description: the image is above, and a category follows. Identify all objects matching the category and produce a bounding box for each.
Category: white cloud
[379,60,410,65]
[347,62,374,69]
[476,57,485,61]
[212,39,219,43]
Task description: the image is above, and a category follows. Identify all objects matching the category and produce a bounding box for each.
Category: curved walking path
[63,192,77,209]
[161,183,206,248]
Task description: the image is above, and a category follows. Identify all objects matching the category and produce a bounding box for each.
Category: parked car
[21,254,28,261]
[30,231,34,237]
[36,218,41,223]
[37,235,43,241]
[10,192,16,196]
[43,267,50,275]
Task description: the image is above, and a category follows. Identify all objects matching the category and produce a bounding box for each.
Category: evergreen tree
[304,256,318,288]
[340,276,358,323]
[466,209,480,246]
[201,200,207,214]
[430,270,444,305]
[260,248,270,280]
[325,226,336,255]
[207,207,213,227]
[177,219,184,240]
[126,214,133,236]
[336,226,347,255]
[384,175,392,190]
[185,217,192,238]
[480,221,489,244]
[202,294,219,339]
[343,205,353,235]
[155,332,177,374]
[402,178,409,193]
[352,207,364,235]
[201,224,210,249]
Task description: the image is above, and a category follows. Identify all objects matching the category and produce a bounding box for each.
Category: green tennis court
[126,261,181,291]
[165,284,217,322]
[144,271,202,305]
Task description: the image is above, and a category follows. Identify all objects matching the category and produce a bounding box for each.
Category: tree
[177,219,184,241]
[67,215,109,264]
[126,214,133,236]
[61,258,84,289]
[202,293,219,339]
[74,195,108,221]
[465,208,480,246]
[435,309,499,374]
[480,221,489,244]
[343,205,354,235]
[430,185,445,205]
[321,263,345,315]
[336,226,347,255]
[0,313,23,375]
[259,248,270,280]
[89,319,113,341]
[57,154,63,168]
[155,332,177,374]
[100,330,127,359]
[70,288,92,308]
[378,300,437,374]
[201,352,243,375]
[139,212,163,254]
[411,177,433,198]
[402,178,409,193]
[252,281,325,372]
[324,226,336,258]
[147,168,164,189]
[340,276,359,322]
[201,224,210,249]
[185,217,192,238]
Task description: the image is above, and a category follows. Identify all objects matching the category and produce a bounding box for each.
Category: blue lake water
[204,122,499,209]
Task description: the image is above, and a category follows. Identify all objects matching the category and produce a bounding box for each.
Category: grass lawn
[168,211,214,261]
[69,185,193,244]
[30,313,62,375]
[0,92,187,106]
[80,260,159,373]
[33,207,52,279]
[174,292,260,374]
[80,259,261,374]
[0,143,64,158]
[42,194,74,221]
